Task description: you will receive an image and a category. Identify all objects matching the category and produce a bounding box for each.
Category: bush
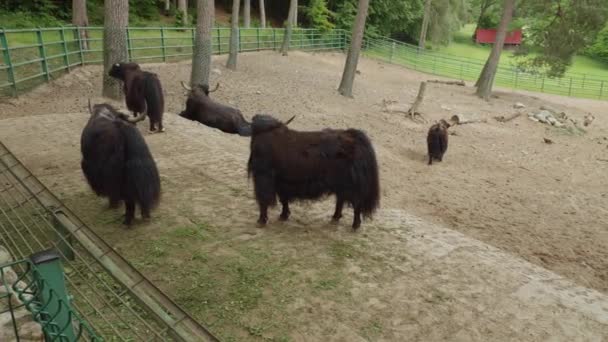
[586,24,608,62]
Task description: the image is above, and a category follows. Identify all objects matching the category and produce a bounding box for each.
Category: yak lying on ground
[81,100,161,226]
[109,62,165,133]
[247,114,380,230]
[427,119,450,165]
[179,82,252,136]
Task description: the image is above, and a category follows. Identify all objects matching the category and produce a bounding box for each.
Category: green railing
[0,26,346,97]
[1,249,100,341]
[362,35,608,100]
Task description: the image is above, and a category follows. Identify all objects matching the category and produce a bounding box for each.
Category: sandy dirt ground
[0,51,607,341]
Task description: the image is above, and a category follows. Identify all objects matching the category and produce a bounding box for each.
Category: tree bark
[191,0,214,86]
[293,0,298,27]
[178,0,188,25]
[226,0,241,70]
[102,0,129,99]
[280,0,297,56]
[259,0,266,28]
[243,0,251,28]
[475,0,515,100]
[337,0,370,97]
[407,81,427,121]
[72,0,89,50]
[165,0,170,13]
[418,0,432,50]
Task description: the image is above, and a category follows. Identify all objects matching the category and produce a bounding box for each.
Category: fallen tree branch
[494,112,522,123]
[450,114,487,125]
[427,79,466,86]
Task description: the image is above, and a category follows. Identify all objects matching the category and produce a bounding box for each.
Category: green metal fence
[1,25,607,100]
[362,35,608,100]
[0,26,346,97]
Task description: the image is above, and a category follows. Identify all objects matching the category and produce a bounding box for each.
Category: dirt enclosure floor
[1,51,607,341]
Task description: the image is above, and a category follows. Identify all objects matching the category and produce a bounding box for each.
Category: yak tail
[119,123,161,212]
[237,121,252,137]
[143,73,164,120]
[348,129,380,218]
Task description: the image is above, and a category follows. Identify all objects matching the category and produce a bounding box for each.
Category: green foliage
[514,0,608,77]
[427,0,470,45]
[129,0,161,21]
[0,9,64,28]
[586,24,608,62]
[302,0,335,32]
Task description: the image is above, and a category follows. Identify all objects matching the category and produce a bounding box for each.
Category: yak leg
[123,200,135,226]
[257,204,269,227]
[279,195,290,221]
[141,206,151,221]
[108,198,120,209]
[352,206,362,230]
[332,196,344,223]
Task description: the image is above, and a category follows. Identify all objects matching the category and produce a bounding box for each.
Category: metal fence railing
[362,35,608,100]
[1,25,607,100]
[0,26,346,97]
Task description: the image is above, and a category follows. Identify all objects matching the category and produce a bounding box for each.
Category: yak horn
[284,115,296,126]
[125,102,147,124]
[87,98,93,114]
[209,82,220,93]
[180,81,192,91]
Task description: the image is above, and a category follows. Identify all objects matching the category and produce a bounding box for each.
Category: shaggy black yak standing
[427,119,450,165]
[81,100,161,226]
[247,114,380,230]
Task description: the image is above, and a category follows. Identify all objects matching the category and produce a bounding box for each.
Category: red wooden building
[475,28,522,45]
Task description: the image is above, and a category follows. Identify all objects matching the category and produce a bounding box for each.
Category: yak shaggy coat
[247,114,380,230]
[427,119,450,165]
[81,102,161,226]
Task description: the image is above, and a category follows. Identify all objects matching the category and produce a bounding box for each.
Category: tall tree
[280,0,298,56]
[471,0,498,39]
[337,0,370,97]
[418,0,432,50]
[165,0,170,14]
[259,0,266,28]
[72,0,89,50]
[475,0,515,99]
[226,0,241,70]
[293,0,298,27]
[178,0,188,26]
[191,0,214,86]
[244,0,251,28]
[102,0,129,99]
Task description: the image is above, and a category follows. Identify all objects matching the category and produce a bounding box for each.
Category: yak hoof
[351,222,361,231]
[331,217,341,224]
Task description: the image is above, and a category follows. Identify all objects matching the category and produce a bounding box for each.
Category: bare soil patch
[0,51,607,341]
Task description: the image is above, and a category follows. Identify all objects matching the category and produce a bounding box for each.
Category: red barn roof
[476,28,522,45]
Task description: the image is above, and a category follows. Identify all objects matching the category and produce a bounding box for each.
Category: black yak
[81,100,161,226]
[427,119,450,165]
[108,62,165,133]
[247,114,380,230]
[179,81,252,136]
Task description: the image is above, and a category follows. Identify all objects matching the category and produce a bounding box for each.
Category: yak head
[87,99,146,124]
[181,81,219,96]
[109,62,141,81]
[438,119,451,129]
[250,114,296,136]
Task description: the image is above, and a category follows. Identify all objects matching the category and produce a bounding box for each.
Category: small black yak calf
[108,62,165,133]
[81,100,161,226]
[247,114,380,230]
[179,82,252,136]
[427,119,450,165]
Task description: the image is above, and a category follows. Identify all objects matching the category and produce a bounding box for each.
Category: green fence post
[126,27,132,61]
[600,81,604,99]
[30,249,76,341]
[0,28,17,97]
[59,26,70,72]
[36,27,50,81]
[77,27,85,66]
[389,42,395,63]
[568,77,573,96]
[257,27,260,51]
[217,27,222,54]
[541,76,545,93]
[160,27,167,62]
[238,28,242,52]
[273,28,276,50]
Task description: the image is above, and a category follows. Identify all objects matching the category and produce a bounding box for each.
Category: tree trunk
[226,0,241,70]
[72,0,89,50]
[418,0,432,50]
[178,0,188,25]
[475,0,515,100]
[102,0,129,99]
[165,0,170,13]
[191,0,214,86]
[243,0,251,28]
[259,0,266,28]
[337,0,370,97]
[280,0,297,56]
[293,0,298,27]
[472,0,493,40]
